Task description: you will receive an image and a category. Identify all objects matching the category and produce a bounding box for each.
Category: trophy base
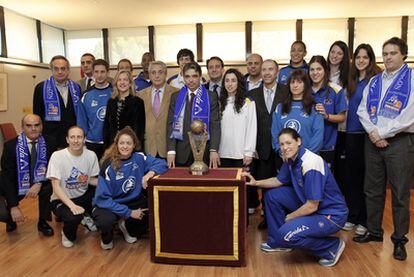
[189,161,209,175]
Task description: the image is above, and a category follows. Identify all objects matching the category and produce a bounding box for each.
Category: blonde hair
[111,70,136,99]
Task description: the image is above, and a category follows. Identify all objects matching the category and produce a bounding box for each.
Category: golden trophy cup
[188,120,209,175]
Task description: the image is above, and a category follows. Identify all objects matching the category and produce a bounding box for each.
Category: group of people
[0,35,413,266]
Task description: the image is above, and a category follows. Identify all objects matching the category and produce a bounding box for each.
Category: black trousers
[92,195,148,244]
[85,142,105,161]
[334,131,347,195]
[320,150,335,173]
[0,182,52,223]
[50,188,94,242]
[345,133,367,226]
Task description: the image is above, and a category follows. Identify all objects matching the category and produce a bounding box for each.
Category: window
[4,9,39,61]
[65,30,103,66]
[252,20,296,63]
[41,23,64,64]
[355,17,401,59]
[109,27,149,65]
[203,22,245,61]
[154,24,196,63]
[407,16,414,61]
[303,18,348,60]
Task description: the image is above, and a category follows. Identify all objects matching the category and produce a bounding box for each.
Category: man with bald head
[0,114,54,236]
[244,53,264,91]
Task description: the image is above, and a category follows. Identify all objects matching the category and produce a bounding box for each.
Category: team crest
[284,119,301,133]
[318,221,324,228]
[122,176,136,193]
[91,100,98,107]
[96,106,106,121]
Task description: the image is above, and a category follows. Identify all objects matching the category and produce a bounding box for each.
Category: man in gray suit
[77,53,95,94]
[167,62,220,168]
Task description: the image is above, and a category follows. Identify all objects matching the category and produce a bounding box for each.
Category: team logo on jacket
[122,176,136,193]
[96,107,106,121]
[91,100,98,107]
[284,119,301,133]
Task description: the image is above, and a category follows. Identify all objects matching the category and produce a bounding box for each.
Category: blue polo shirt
[134,72,151,93]
[347,79,368,133]
[278,62,309,85]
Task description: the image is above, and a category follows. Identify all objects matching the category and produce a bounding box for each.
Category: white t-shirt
[47,148,99,201]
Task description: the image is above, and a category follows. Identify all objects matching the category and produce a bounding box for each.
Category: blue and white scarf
[15,133,48,195]
[43,76,80,121]
[367,63,412,124]
[171,86,210,140]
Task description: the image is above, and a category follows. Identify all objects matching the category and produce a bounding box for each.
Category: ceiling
[0,0,412,30]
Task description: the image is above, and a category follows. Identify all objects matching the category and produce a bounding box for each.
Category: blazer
[103,94,146,149]
[166,88,220,165]
[248,84,288,160]
[138,85,178,158]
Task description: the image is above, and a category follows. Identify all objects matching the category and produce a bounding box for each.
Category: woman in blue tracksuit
[343,44,382,234]
[308,55,348,170]
[242,128,348,267]
[271,69,324,155]
[93,126,168,250]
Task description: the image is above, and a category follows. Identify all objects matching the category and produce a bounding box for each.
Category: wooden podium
[148,168,246,267]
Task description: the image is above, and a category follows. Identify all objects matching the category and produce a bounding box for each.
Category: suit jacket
[248,84,288,160]
[166,88,220,165]
[33,81,78,151]
[0,137,52,208]
[138,85,179,158]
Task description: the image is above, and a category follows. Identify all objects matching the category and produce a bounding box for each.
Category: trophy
[188,120,209,175]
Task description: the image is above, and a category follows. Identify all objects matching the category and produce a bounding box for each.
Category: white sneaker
[318,239,345,267]
[118,221,137,244]
[100,240,113,250]
[248,208,256,215]
[260,242,293,252]
[355,224,367,235]
[61,230,74,248]
[342,222,355,231]
[81,216,98,232]
[260,209,264,216]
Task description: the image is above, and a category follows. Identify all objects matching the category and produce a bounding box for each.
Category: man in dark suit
[204,56,224,97]
[33,55,80,152]
[249,59,289,229]
[167,62,220,168]
[0,114,54,236]
[77,53,95,94]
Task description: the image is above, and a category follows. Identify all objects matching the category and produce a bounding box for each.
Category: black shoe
[6,221,17,232]
[353,232,383,243]
[37,220,54,236]
[393,243,407,261]
[258,219,267,230]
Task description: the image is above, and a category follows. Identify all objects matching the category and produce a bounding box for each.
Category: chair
[0,123,17,142]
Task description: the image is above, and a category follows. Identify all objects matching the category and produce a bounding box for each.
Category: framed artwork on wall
[0,73,7,111]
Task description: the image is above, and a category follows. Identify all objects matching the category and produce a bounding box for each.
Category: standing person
[167,49,195,89]
[77,53,95,94]
[354,37,414,261]
[242,128,348,267]
[167,62,220,168]
[343,44,382,234]
[309,55,347,169]
[93,127,168,250]
[278,41,308,85]
[103,70,145,149]
[271,69,324,155]
[249,59,288,227]
[117,59,133,73]
[77,59,112,160]
[244,54,263,91]
[33,55,81,152]
[218,68,257,168]
[0,114,54,236]
[134,52,154,93]
[205,56,225,97]
[47,126,99,248]
[327,41,350,194]
[138,61,179,158]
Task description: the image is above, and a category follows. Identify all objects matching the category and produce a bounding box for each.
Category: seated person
[47,126,99,248]
[93,127,168,250]
[242,128,348,267]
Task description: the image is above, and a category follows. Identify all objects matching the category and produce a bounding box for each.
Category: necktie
[30,141,37,184]
[189,93,195,107]
[265,89,273,113]
[153,89,161,117]
[213,84,219,93]
[86,78,93,90]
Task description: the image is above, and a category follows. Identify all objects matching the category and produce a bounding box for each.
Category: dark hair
[263,59,279,70]
[383,37,408,60]
[219,69,246,116]
[278,127,301,141]
[81,53,95,60]
[66,125,85,137]
[183,62,202,76]
[327,41,350,88]
[282,69,314,115]
[207,56,224,68]
[291,41,307,53]
[177,48,195,64]
[117,58,133,71]
[309,55,330,89]
[347,44,382,97]
[49,55,70,68]
[93,59,109,71]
